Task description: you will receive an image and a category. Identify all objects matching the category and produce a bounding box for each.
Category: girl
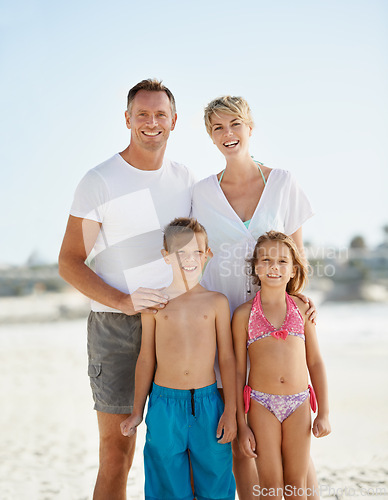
[232,231,330,499]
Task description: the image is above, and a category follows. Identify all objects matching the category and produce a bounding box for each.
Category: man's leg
[93,411,136,500]
[88,312,142,499]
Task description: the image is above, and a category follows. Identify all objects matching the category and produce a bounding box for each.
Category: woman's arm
[291,227,317,324]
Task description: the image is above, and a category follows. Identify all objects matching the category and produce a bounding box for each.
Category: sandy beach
[0,293,387,499]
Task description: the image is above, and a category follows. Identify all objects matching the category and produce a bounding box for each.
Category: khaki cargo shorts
[87,312,142,414]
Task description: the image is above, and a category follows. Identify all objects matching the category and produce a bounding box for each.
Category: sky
[1,0,387,265]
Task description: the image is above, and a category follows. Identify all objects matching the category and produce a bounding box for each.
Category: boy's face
[163,233,210,286]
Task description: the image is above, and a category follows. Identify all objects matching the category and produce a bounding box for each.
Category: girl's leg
[281,399,311,500]
[307,457,320,498]
[232,439,258,500]
[248,400,283,500]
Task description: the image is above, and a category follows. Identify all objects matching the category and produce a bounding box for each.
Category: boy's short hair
[204,95,254,136]
[247,230,308,295]
[163,218,208,253]
[127,78,176,116]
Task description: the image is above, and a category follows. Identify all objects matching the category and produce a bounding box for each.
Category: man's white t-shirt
[70,153,195,312]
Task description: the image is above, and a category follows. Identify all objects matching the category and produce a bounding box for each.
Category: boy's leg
[189,387,235,500]
[144,386,193,500]
[281,399,311,500]
[248,399,284,500]
[93,412,136,500]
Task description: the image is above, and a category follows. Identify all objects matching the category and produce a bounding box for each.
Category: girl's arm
[120,314,157,437]
[215,294,237,444]
[232,305,257,458]
[303,309,331,438]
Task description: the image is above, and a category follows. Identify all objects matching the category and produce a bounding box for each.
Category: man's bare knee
[97,412,136,472]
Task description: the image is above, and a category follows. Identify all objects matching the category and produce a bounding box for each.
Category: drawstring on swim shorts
[190,389,195,417]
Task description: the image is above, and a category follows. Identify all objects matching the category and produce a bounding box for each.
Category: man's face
[125,90,177,152]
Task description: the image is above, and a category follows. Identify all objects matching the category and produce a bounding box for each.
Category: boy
[121,217,236,500]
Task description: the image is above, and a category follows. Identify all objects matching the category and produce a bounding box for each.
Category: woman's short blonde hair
[204,95,254,136]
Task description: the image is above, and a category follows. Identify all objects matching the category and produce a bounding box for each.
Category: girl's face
[209,111,252,159]
[254,241,296,289]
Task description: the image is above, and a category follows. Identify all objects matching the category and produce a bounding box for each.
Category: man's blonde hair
[204,95,254,136]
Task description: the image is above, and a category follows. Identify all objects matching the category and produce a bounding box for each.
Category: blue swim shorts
[144,382,235,500]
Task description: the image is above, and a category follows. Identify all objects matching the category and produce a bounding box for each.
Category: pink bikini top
[247,291,305,348]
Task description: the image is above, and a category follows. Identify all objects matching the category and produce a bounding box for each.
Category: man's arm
[215,294,237,444]
[58,215,169,315]
[121,314,157,436]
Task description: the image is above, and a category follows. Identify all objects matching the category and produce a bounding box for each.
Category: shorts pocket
[88,363,102,378]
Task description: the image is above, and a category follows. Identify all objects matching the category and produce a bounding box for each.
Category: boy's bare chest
[156,295,215,328]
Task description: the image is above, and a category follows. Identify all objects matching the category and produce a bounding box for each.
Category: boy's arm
[232,305,257,458]
[215,294,237,444]
[121,314,157,437]
[303,304,331,438]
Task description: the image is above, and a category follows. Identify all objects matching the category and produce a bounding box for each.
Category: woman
[191,96,317,499]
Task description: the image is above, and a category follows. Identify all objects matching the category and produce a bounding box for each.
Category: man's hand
[295,293,317,324]
[118,287,169,315]
[216,411,237,444]
[120,413,143,437]
[237,423,257,458]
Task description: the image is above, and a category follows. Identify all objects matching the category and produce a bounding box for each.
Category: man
[58,79,194,499]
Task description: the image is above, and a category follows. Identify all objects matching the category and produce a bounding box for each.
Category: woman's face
[209,111,252,158]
